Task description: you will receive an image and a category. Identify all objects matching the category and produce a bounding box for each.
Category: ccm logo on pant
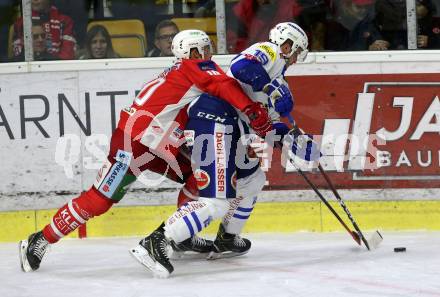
[197,111,226,123]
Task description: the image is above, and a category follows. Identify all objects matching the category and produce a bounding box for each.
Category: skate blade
[169,250,211,260]
[206,250,249,260]
[129,245,170,278]
[19,240,33,272]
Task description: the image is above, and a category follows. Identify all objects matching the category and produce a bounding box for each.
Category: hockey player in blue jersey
[205,22,311,258]
[171,22,319,258]
[205,22,320,258]
[130,22,321,278]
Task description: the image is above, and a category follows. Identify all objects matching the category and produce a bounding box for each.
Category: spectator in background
[433,0,440,48]
[374,0,407,49]
[0,0,20,62]
[12,0,76,60]
[147,20,179,57]
[226,0,303,53]
[416,0,440,48]
[374,0,439,49]
[12,20,55,61]
[31,21,49,60]
[325,0,387,51]
[31,20,54,60]
[429,4,440,48]
[296,0,329,51]
[79,25,120,59]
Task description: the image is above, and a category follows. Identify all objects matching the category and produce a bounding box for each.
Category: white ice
[1,232,440,297]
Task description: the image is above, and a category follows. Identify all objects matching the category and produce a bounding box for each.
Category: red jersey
[117,59,253,157]
[13,6,76,60]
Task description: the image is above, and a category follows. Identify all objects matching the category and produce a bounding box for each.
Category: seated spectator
[325,0,387,51]
[431,15,440,49]
[416,0,440,48]
[12,0,76,60]
[12,20,56,61]
[0,0,20,62]
[226,0,303,53]
[31,20,56,60]
[374,0,439,49]
[147,20,179,57]
[374,0,407,49]
[78,25,120,59]
[296,0,329,51]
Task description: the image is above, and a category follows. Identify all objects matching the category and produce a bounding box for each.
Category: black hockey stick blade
[351,231,361,245]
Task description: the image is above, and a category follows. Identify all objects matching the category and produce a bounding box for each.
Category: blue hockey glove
[273,122,290,136]
[263,78,294,117]
[285,128,321,161]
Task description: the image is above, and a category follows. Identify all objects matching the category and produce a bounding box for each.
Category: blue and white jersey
[185,43,289,194]
[227,41,288,123]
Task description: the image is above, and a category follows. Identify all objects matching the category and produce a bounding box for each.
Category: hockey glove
[273,122,290,137]
[285,128,321,161]
[244,102,272,137]
[263,77,294,117]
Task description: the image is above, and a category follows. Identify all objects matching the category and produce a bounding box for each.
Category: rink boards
[1,200,440,242]
[1,51,440,242]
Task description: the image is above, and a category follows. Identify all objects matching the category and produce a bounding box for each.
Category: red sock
[177,174,199,208]
[42,188,114,243]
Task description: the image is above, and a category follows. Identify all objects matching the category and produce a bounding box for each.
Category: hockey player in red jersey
[18,29,272,273]
[128,23,321,278]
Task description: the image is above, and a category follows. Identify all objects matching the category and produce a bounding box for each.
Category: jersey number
[254,50,269,65]
[134,77,165,106]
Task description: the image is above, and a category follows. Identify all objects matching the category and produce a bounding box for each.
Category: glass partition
[1,0,439,63]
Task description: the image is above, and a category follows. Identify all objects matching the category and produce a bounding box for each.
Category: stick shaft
[292,163,361,245]
[285,118,367,248]
[317,164,370,250]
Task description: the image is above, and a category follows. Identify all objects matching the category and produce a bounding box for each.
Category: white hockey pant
[222,168,266,235]
[164,197,229,243]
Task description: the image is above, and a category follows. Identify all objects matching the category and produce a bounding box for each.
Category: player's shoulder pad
[257,42,277,62]
[197,60,218,71]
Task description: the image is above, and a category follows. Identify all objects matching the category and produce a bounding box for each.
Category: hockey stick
[315,163,383,250]
[316,163,370,249]
[286,120,382,250]
[291,162,362,246]
[291,160,383,250]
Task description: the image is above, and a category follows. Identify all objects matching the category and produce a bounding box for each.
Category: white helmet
[171,29,212,60]
[269,22,309,62]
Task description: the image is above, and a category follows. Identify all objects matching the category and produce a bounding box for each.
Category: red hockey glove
[243,102,272,137]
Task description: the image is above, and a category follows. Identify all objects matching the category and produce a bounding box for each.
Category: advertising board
[1,56,439,211]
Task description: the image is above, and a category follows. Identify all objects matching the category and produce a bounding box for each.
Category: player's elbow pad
[230,58,271,92]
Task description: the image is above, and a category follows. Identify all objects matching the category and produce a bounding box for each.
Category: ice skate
[207,224,251,260]
[169,235,214,260]
[129,224,174,278]
[19,231,49,272]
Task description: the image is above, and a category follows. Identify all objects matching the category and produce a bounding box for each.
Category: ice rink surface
[1,231,439,297]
